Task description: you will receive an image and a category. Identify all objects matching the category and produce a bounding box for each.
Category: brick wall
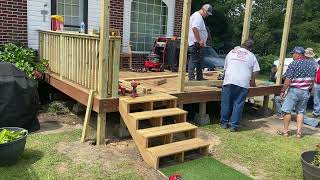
[174,0,183,37]
[0,0,28,46]
[110,0,124,36]
[120,53,147,69]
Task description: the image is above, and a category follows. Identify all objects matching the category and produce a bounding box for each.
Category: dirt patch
[36,113,83,134]
[38,113,82,125]
[198,129,221,154]
[56,140,166,180]
[55,162,68,174]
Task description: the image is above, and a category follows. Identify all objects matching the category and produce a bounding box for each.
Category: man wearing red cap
[278,47,317,138]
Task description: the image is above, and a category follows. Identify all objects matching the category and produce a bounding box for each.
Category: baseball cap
[290,46,305,55]
[203,4,213,16]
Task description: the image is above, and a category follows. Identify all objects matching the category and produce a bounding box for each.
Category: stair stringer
[119,100,158,169]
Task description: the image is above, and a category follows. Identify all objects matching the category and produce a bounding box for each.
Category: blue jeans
[304,117,319,127]
[220,84,248,129]
[313,84,320,116]
[188,46,204,80]
[274,96,283,116]
[281,88,310,114]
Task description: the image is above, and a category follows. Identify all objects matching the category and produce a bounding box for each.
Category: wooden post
[112,38,121,97]
[97,0,110,145]
[241,0,253,44]
[199,102,206,115]
[39,32,43,61]
[81,90,95,143]
[276,0,294,85]
[263,95,269,109]
[177,0,192,93]
[59,34,64,79]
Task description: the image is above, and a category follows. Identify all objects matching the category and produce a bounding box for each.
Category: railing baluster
[39,31,121,98]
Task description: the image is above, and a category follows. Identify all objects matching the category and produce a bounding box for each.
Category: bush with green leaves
[259,54,278,75]
[0,43,48,80]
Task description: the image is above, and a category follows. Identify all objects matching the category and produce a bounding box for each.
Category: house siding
[0,0,28,46]
[27,0,51,49]
[27,0,122,50]
[25,0,183,68]
[88,0,100,30]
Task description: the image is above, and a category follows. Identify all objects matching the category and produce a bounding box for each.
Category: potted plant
[301,145,320,180]
[0,127,28,166]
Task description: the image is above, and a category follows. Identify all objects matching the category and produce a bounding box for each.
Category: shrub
[0,43,48,80]
[259,54,278,74]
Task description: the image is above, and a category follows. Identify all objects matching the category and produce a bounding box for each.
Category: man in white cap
[305,48,320,117]
[188,4,213,81]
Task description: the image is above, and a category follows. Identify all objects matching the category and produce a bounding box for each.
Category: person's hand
[280,92,286,100]
[199,40,205,48]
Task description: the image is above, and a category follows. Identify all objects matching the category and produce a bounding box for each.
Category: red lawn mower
[144,37,170,72]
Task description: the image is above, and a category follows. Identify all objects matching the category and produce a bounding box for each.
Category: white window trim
[123,0,175,54]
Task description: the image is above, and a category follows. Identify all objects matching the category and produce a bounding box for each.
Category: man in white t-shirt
[220,39,260,132]
[188,4,213,81]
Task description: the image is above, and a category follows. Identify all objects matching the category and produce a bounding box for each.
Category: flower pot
[301,151,320,180]
[0,127,28,166]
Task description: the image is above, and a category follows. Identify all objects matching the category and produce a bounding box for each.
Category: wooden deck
[46,70,282,113]
[40,23,283,146]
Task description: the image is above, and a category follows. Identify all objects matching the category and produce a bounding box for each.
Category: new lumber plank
[185,80,223,87]
[147,138,209,158]
[122,93,177,104]
[129,108,186,120]
[136,122,196,138]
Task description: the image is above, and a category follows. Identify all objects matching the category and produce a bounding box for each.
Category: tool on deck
[131,80,140,98]
[118,84,132,96]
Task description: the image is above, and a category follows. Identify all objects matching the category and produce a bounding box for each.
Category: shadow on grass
[0,149,44,179]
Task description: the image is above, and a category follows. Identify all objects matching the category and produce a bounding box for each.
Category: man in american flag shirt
[278,47,317,138]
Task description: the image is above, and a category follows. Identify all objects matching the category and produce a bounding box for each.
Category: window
[130,0,168,52]
[51,0,88,32]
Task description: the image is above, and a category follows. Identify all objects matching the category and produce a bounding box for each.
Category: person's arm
[251,55,260,87]
[192,27,204,47]
[280,78,291,100]
[250,72,257,87]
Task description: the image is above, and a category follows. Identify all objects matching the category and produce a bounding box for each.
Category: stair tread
[137,122,197,138]
[129,108,186,120]
[122,93,176,104]
[147,138,209,158]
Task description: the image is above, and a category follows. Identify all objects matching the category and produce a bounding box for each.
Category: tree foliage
[192,0,320,57]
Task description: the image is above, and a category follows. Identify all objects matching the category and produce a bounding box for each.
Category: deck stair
[119,93,210,169]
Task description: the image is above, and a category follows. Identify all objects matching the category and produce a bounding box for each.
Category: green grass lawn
[161,156,251,180]
[203,124,320,180]
[0,130,141,180]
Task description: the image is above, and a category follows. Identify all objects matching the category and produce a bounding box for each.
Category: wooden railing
[39,30,121,97]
